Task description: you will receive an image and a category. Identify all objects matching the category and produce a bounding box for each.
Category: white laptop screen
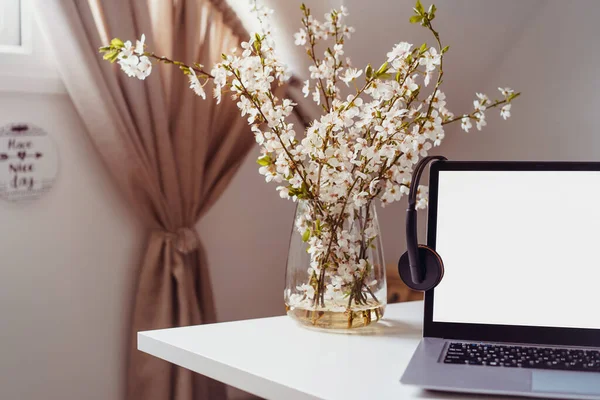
[432,170,600,329]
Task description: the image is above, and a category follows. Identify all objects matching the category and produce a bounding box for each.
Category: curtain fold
[34,1,253,399]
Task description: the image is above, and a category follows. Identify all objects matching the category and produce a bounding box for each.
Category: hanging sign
[0,123,58,201]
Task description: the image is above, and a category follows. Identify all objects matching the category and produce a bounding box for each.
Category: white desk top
[138,301,502,400]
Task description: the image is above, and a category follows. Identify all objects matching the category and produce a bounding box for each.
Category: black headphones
[398,155,447,291]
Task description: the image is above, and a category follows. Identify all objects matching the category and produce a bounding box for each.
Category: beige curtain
[35,1,252,399]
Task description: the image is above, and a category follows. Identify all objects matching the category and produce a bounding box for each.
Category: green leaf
[506,92,518,102]
[256,155,272,166]
[302,229,310,242]
[441,45,450,54]
[375,61,389,76]
[419,42,428,52]
[428,4,437,19]
[288,183,310,200]
[102,49,119,61]
[365,64,373,79]
[414,0,425,15]
[409,15,423,24]
[110,38,124,48]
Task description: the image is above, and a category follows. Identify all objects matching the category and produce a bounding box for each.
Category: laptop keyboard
[444,342,600,372]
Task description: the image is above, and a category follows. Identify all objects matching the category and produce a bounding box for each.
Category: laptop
[401,161,600,399]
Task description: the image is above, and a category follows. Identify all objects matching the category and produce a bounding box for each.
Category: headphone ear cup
[398,245,444,292]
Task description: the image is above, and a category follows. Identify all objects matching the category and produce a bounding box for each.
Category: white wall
[0,6,145,400]
[202,0,600,322]
[0,76,143,400]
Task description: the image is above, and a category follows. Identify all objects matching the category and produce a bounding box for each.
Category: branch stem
[145,52,214,79]
[442,94,521,125]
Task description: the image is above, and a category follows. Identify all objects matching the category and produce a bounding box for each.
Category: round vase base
[286,302,385,330]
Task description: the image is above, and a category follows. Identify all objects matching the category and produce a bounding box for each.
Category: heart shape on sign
[17,151,26,160]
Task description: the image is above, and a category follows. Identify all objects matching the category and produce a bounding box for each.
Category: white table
[138,301,520,400]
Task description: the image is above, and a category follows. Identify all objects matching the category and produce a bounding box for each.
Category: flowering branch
[98,0,521,323]
[145,52,214,78]
[443,93,521,126]
[301,6,330,110]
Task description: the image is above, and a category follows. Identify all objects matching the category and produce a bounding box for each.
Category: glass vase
[284,200,386,330]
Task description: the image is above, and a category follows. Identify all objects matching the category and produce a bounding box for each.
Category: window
[0,0,64,93]
[0,0,32,54]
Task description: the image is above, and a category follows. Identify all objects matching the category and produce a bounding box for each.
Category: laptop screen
[432,170,600,330]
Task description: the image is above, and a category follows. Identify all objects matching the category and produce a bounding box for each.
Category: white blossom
[136,56,152,79]
[474,93,489,111]
[288,293,304,306]
[188,69,206,99]
[387,41,412,63]
[473,99,486,113]
[302,80,310,98]
[475,111,487,130]
[333,43,344,59]
[312,87,321,105]
[415,185,429,210]
[118,56,138,77]
[342,25,356,39]
[499,87,514,97]
[500,104,511,120]
[297,283,315,299]
[340,68,362,86]
[369,179,381,195]
[134,34,146,55]
[276,185,290,199]
[461,115,472,132]
[294,28,307,46]
[119,40,135,59]
[420,47,441,86]
[118,54,153,80]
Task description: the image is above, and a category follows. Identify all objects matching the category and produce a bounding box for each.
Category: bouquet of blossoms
[101,0,518,328]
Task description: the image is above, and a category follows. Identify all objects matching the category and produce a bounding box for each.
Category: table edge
[138,331,322,400]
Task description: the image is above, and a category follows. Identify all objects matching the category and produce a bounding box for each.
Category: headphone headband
[401,155,447,289]
[407,155,447,209]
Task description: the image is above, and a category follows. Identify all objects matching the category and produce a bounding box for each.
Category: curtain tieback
[160,227,199,254]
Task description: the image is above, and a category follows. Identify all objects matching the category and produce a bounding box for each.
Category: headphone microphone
[398,155,447,292]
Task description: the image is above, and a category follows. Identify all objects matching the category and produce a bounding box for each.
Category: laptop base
[401,338,600,400]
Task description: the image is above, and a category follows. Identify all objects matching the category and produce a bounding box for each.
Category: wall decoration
[0,123,58,201]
